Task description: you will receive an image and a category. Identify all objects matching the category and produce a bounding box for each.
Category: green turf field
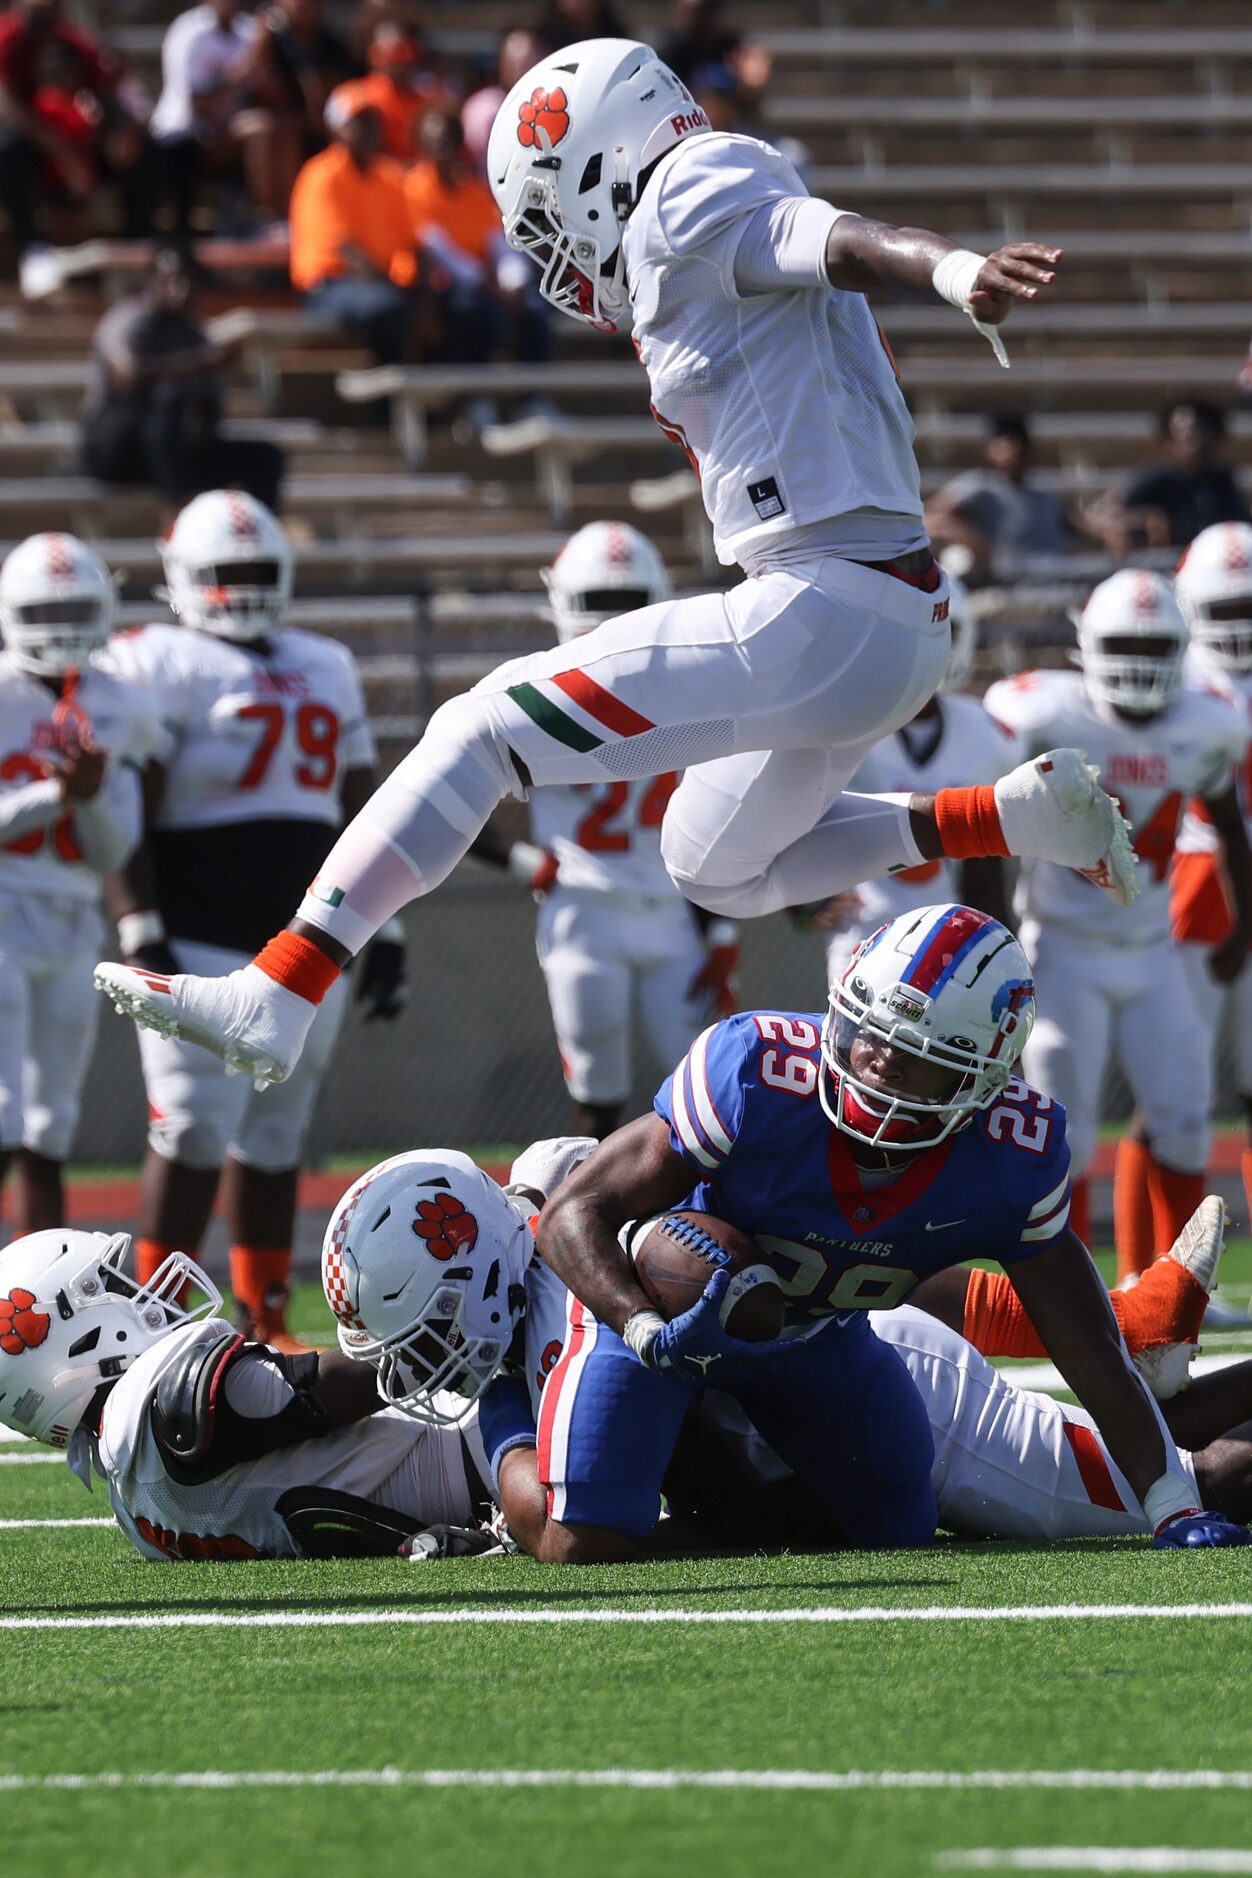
[4,1246,1252,1877]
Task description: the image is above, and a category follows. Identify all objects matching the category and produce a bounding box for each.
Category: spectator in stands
[689,60,809,181]
[0,0,156,294]
[405,104,549,400]
[460,27,542,175]
[925,414,1090,571]
[79,243,284,515]
[289,81,416,365]
[1105,399,1251,550]
[258,0,359,162]
[534,0,631,56]
[661,0,772,124]
[150,0,300,232]
[352,22,448,161]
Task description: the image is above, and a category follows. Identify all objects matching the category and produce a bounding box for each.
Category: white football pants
[294,555,951,954]
[1022,922,1210,1176]
[0,891,102,1160]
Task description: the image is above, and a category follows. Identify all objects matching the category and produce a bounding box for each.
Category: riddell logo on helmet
[670,107,710,136]
[413,1194,479,1260]
[517,86,570,149]
[0,1288,51,1356]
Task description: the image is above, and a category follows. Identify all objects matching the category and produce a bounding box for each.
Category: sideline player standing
[985,570,1250,1276]
[101,490,405,1351]
[0,534,148,1231]
[95,35,1136,1085]
[474,521,738,1138]
[803,577,1020,978]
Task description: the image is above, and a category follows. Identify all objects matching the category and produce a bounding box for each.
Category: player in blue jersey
[537,902,1247,1556]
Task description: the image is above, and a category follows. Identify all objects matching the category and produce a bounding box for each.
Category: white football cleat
[1133,1194,1227,1399]
[94,961,315,1088]
[993,747,1139,906]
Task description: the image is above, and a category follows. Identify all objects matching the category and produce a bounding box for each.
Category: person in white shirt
[985,570,1251,1279]
[0,534,149,1232]
[97,35,1137,1093]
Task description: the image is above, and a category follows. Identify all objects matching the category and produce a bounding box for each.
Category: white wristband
[1143,1474,1201,1535]
[622,1308,665,1368]
[117,910,166,955]
[508,840,549,884]
[931,247,1011,371]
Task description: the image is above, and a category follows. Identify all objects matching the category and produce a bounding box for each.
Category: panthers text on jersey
[655,1011,1071,1321]
[623,132,924,569]
[830,694,1020,953]
[0,653,152,902]
[985,667,1247,945]
[94,1318,487,1561]
[102,622,375,952]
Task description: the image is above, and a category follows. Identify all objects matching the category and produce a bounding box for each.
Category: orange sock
[1109,1254,1208,1353]
[962,1266,1046,1357]
[1115,1137,1155,1282]
[933,784,1011,861]
[253,930,340,1005]
[1241,1149,1252,1236]
[1069,1175,1091,1249]
[229,1244,292,1323]
[1146,1158,1204,1259]
[134,1236,179,1285]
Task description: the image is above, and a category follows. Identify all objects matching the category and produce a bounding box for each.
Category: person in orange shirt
[288,79,416,363]
[403,106,548,406]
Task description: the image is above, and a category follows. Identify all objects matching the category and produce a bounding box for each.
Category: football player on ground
[984,570,1251,1279]
[100,490,407,1352]
[3,1166,1243,1562]
[0,534,149,1232]
[96,36,1138,1094]
[799,578,1020,977]
[473,521,738,1139]
[1170,522,1252,1230]
[460,903,1243,1557]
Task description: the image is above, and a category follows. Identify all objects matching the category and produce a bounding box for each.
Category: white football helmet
[542,520,670,642]
[487,37,709,331]
[0,1230,220,1448]
[942,572,976,690]
[1175,522,1252,673]
[160,489,292,641]
[0,532,115,677]
[822,904,1036,1153]
[322,1150,533,1426]
[1076,568,1188,715]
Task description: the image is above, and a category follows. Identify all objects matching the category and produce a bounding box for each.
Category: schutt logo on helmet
[517,86,570,149]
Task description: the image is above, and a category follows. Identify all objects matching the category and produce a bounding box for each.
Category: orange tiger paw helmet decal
[413,1194,480,1261]
[518,86,570,149]
[0,1287,51,1356]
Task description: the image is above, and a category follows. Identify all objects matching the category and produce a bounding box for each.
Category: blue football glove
[1153,1511,1252,1549]
[651,1269,782,1384]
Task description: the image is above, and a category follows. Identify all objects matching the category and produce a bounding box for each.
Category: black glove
[399,1523,508,1560]
[355,937,407,1021]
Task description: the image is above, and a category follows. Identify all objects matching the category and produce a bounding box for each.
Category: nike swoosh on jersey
[924,1218,967,1232]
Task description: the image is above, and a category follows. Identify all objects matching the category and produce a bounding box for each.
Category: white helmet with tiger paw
[322,1151,533,1425]
[823,903,1036,1153]
[0,1230,220,1447]
[160,489,292,641]
[0,532,115,676]
[487,37,709,331]
[1076,568,1188,714]
[543,520,670,641]
[1175,522,1252,673]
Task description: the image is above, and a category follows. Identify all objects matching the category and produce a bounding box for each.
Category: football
[629,1210,786,1342]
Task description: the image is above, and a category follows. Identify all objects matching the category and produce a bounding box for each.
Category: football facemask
[1175,522,1252,673]
[0,533,115,676]
[160,490,293,642]
[543,520,670,641]
[820,905,1035,1153]
[1077,568,1188,715]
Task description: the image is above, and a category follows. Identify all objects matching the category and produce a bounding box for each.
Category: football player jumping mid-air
[97,36,1136,1087]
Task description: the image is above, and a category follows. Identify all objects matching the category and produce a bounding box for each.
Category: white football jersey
[985,667,1247,944]
[95,1319,481,1561]
[837,695,1020,942]
[529,772,682,896]
[623,133,923,569]
[0,654,153,903]
[102,623,375,831]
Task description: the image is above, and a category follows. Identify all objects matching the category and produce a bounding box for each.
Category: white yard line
[939,1852,1252,1873]
[0,1770,1248,1796]
[1001,1352,1249,1393]
[0,1517,112,1529]
[3,1604,1252,1634]
[0,1451,65,1466]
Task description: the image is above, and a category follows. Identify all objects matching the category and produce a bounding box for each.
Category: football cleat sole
[93,963,286,1090]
